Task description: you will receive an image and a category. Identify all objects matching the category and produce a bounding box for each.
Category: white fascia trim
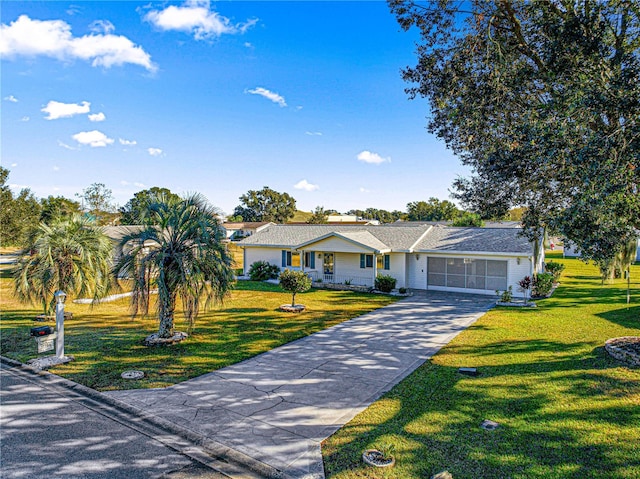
[417,250,534,258]
[408,225,434,252]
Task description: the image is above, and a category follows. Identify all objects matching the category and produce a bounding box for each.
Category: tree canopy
[76,183,117,225]
[119,187,181,225]
[0,167,42,246]
[113,193,234,339]
[307,206,329,224]
[406,198,459,221]
[40,196,82,225]
[390,0,640,266]
[13,215,113,314]
[234,186,296,224]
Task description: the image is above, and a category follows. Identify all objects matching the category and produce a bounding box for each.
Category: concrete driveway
[105,291,494,479]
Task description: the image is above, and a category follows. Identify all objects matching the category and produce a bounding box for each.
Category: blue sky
[1,0,468,216]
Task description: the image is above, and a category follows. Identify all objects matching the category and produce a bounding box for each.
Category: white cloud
[88,112,106,122]
[120,180,146,188]
[305,131,322,136]
[244,42,253,48]
[4,95,18,102]
[89,20,115,34]
[11,163,18,167]
[20,116,29,122]
[52,166,60,171]
[294,179,319,192]
[119,138,137,146]
[359,187,371,193]
[357,150,390,165]
[42,100,90,120]
[145,1,257,40]
[245,87,286,107]
[72,130,114,147]
[57,140,78,150]
[0,15,156,71]
[148,147,163,156]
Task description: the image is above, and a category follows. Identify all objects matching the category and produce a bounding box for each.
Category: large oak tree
[390,0,639,267]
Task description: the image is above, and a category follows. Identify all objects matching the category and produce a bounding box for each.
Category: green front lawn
[323,256,640,479]
[0,273,397,390]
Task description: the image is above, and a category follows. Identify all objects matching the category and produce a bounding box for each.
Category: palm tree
[13,215,113,315]
[113,193,234,339]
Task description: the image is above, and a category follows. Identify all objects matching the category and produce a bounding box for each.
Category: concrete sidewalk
[105,291,494,479]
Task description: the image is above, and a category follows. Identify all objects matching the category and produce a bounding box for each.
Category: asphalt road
[0,363,244,479]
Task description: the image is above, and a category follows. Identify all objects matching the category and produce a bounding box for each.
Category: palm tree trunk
[158,294,175,338]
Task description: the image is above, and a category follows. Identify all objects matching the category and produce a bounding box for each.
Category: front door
[323,253,334,277]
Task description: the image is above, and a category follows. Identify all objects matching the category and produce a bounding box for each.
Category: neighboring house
[564,238,640,262]
[220,222,275,240]
[239,224,543,297]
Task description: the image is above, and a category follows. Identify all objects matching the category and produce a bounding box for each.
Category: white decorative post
[54,290,66,359]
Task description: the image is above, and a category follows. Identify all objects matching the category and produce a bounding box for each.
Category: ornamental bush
[545,261,565,282]
[248,261,280,281]
[375,274,397,293]
[532,273,554,297]
[279,269,312,306]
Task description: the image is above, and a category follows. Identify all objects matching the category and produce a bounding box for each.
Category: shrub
[496,286,513,303]
[279,269,312,306]
[375,274,397,293]
[248,261,280,281]
[399,287,407,294]
[532,273,554,297]
[545,261,565,282]
[518,276,532,303]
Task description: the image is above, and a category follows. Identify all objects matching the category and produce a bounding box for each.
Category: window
[427,257,507,291]
[281,250,301,268]
[360,254,390,269]
[304,251,316,269]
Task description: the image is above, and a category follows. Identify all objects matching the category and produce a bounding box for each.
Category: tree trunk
[291,292,296,307]
[158,294,175,338]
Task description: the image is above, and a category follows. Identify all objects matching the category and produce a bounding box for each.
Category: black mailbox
[30,326,54,337]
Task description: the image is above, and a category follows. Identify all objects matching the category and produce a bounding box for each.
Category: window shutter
[360,254,365,268]
[384,255,390,270]
[310,252,315,269]
[282,250,287,267]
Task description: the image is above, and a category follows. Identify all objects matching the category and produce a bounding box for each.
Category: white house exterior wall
[243,247,282,275]
[387,253,407,289]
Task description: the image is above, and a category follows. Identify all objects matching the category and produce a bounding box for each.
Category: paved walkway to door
[105,291,494,479]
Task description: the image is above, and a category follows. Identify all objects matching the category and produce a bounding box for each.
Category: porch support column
[372,252,378,287]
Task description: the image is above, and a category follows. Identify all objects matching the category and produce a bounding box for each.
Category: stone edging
[604,337,640,367]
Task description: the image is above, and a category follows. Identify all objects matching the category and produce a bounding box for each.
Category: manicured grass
[0,270,397,391]
[323,256,640,479]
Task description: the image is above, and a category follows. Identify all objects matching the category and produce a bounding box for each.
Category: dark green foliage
[279,269,312,306]
[307,206,328,224]
[452,212,484,227]
[346,208,406,223]
[496,286,513,303]
[407,198,459,222]
[375,274,397,293]
[234,186,296,224]
[119,187,181,225]
[40,196,81,224]
[545,262,566,282]
[13,215,114,314]
[390,0,640,266]
[532,273,554,298]
[248,261,280,281]
[113,193,234,337]
[0,167,42,246]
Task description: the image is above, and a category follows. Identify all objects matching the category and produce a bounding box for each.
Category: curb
[0,355,285,479]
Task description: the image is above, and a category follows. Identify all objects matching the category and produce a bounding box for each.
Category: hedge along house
[239,223,544,297]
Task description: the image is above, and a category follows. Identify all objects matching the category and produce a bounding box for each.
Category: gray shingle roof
[413,226,533,254]
[239,224,533,255]
[238,224,431,250]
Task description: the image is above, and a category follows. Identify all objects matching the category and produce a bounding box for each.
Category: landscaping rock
[431,472,453,479]
[362,449,395,468]
[480,419,500,431]
[144,331,188,346]
[458,367,479,377]
[279,304,306,313]
[605,337,640,367]
[121,370,145,379]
